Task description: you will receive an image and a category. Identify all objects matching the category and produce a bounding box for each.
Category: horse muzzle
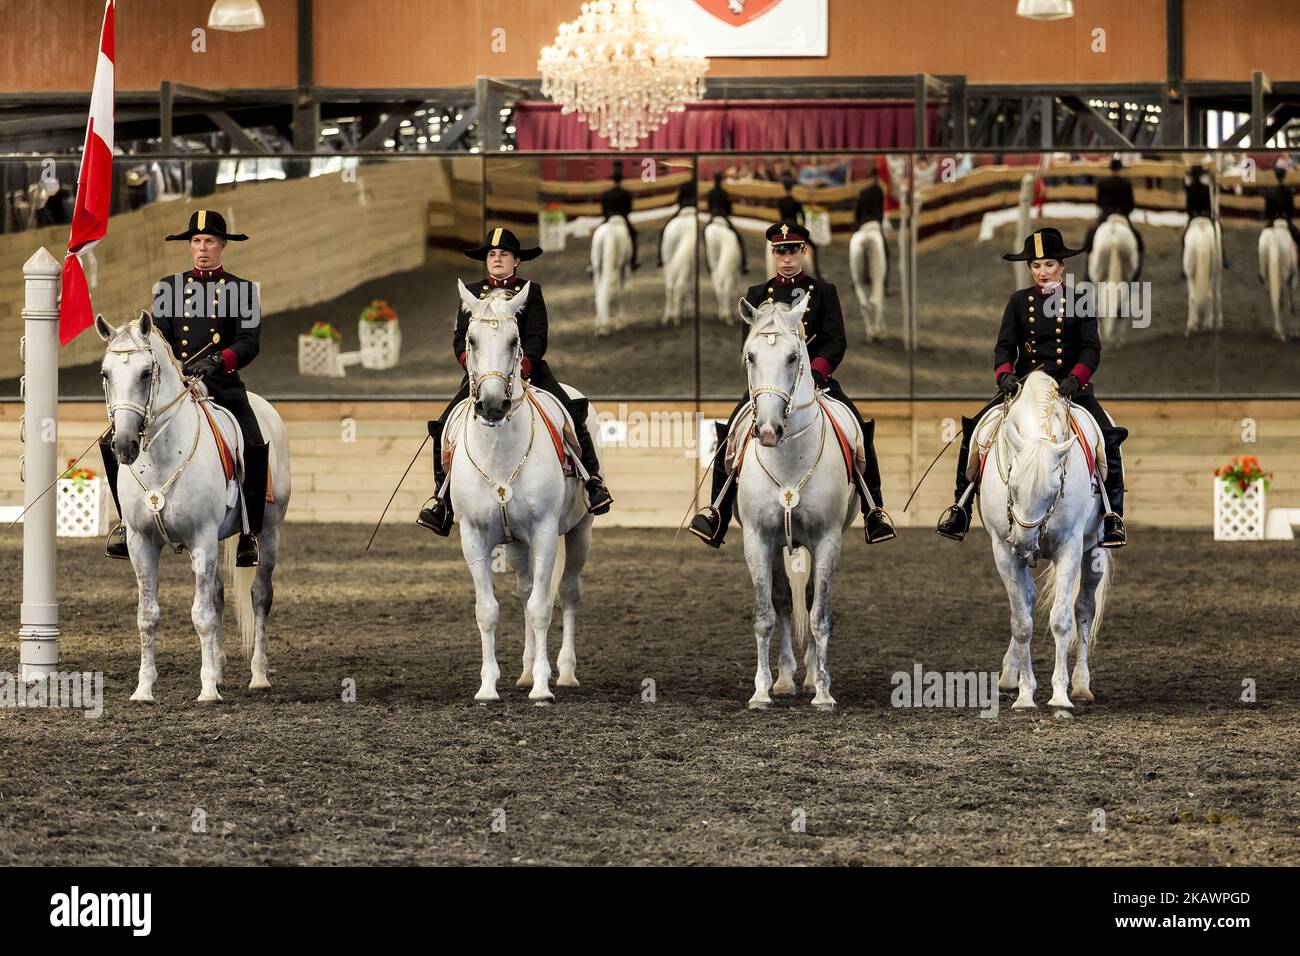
[474,400,507,425]
[112,434,141,465]
[755,421,783,447]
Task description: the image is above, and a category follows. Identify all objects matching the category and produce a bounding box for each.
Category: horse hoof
[248,677,271,691]
[1070,686,1095,703]
[747,698,771,710]
[532,696,554,707]
[129,690,155,704]
[474,689,501,703]
[1011,697,1036,711]
[812,699,836,712]
[515,674,533,688]
[556,674,580,688]
[1050,707,1074,719]
[771,677,797,696]
[196,692,223,704]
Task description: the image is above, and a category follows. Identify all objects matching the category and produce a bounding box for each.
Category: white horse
[1184,216,1223,335]
[449,280,595,704]
[591,216,631,336]
[848,220,887,341]
[661,206,696,326]
[1088,214,1139,343]
[96,313,291,703]
[976,371,1113,712]
[1259,219,1298,341]
[733,295,859,711]
[704,217,744,325]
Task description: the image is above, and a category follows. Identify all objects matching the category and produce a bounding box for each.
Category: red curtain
[514,100,938,154]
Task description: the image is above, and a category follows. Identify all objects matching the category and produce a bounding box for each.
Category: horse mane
[1005,372,1069,507]
[121,316,207,397]
[743,300,803,347]
[468,286,525,326]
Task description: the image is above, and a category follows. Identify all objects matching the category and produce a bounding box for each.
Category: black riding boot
[936,416,979,541]
[237,442,269,567]
[100,436,129,559]
[1099,425,1128,548]
[417,419,454,536]
[688,421,735,548]
[859,419,896,544]
[628,222,640,270]
[565,397,613,515]
[728,219,750,273]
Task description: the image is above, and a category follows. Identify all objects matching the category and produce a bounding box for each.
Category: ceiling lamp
[1016,0,1074,21]
[538,0,709,149]
[207,0,265,32]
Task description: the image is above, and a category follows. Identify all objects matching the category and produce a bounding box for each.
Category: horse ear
[94,313,114,341]
[508,281,532,317]
[456,279,479,316]
[788,292,811,323]
[738,297,758,325]
[136,309,153,338]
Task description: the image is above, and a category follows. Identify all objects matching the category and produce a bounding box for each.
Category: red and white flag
[59,0,114,346]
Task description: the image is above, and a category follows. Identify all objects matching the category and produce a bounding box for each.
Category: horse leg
[462,532,502,703]
[526,525,560,703]
[249,522,278,690]
[770,556,797,695]
[808,537,842,711]
[998,637,1019,692]
[743,531,777,709]
[1071,546,1106,702]
[556,521,590,688]
[507,541,535,688]
[995,547,1037,710]
[128,530,163,703]
[191,534,224,703]
[1047,547,1083,712]
[213,561,226,686]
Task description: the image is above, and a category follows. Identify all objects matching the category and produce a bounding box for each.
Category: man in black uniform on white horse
[418,228,614,535]
[688,221,896,549]
[101,209,268,567]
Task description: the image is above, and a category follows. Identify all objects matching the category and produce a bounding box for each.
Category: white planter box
[1214,477,1266,541]
[57,477,105,537]
[358,318,401,370]
[806,209,832,247]
[539,214,567,252]
[298,334,346,377]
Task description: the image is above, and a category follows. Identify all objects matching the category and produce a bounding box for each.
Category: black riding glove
[1058,374,1081,399]
[812,369,830,389]
[997,372,1017,396]
[184,354,224,378]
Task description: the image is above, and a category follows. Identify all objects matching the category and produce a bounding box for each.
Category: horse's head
[96,311,180,465]
[737,294,811,447]
[1001,371,1075,559]
[457,278,530,425]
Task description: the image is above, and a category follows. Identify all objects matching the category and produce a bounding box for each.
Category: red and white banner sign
[59,0,115,346]
[664,0,827,57]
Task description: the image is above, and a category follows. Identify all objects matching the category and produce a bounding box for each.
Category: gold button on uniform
[181,339,188,346]
[767,287,774,293]
[1056,359,1063,365]
[1028,306,1035,313]
[180,352,188,359]
[182,325,189,331]
[212,334,220,344]
[1056,348,1062,354]
[1029,318,1035,324]
[1028,295,1035,302]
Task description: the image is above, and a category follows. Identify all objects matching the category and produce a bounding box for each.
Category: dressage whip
[672,420,734,542]
[364,434,430,553]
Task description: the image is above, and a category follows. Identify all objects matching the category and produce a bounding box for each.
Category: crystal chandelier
[538,0,709,149]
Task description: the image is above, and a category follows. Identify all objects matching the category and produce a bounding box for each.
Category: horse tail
[1194,224,1212,302]
[548,534,568,609]
[1032,545,1115,657]
[223,538,257,658]
[1270,230,1283,322]
[1082,548,1114,655]
[784,547,813,652]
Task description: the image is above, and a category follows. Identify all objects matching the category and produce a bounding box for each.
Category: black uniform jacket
[994,285,1101,389]
[1096,175,1135,216]
[150,268,261,385]
[743,273,847,379]
[453,275,547,370]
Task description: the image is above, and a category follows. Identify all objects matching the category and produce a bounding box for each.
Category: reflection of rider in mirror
[599,162,639,271]
[706,171,749,274]
[689,220,896,549]
[1082,156,1145,280]
[417,228,614,536]
[934,228,1127,549]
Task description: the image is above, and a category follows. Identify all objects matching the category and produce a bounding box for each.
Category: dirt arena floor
[1,523,1297,866]
[18,211,1298,405]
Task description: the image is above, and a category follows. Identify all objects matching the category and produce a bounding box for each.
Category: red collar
[487,273,517,288]
[775,270,805,286]
[192,265,225,280]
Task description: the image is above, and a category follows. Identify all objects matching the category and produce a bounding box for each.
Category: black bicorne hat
[462,227,543,262]
[165,209,248,241]
[1002,227,1083,262]
[766,221,811,248]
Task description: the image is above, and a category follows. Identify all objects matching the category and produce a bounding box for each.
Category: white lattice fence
[539,213,567,252]
[56,477,106,537]
[806,209,832,247]
[1213,478,1266,541]
[358,319,401,370]
[298,335,346,377]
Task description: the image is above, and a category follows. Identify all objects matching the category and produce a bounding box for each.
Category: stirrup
[417,495,453,536]
[935,505,970,541]
[687,507,725,549]
[235,533,260,567]
[584,477,613,515]
[105,523,129,560]
[1099,512,1127,549]
[864,507,897,544]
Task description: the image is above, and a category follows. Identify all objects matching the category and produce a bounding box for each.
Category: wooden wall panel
[1183,0,1300,81]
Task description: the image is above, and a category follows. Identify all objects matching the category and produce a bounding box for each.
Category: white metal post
[18,247,62,682]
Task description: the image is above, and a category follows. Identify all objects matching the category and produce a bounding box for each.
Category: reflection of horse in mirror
[704,217,744,325]
[1088,214,1139,344]
[849,220,886,341]
[1259,218,1298,341]
[1183,216,1223,336]
[976,372,1113,713]
[96,312,291,703]
[661,206,696,326]
[591,216,631,336]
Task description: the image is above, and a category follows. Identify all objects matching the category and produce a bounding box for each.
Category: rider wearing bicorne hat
[101,209,268,567]
[688,221,896,549]
[417,227,613,535]
[934,227,1128,548]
